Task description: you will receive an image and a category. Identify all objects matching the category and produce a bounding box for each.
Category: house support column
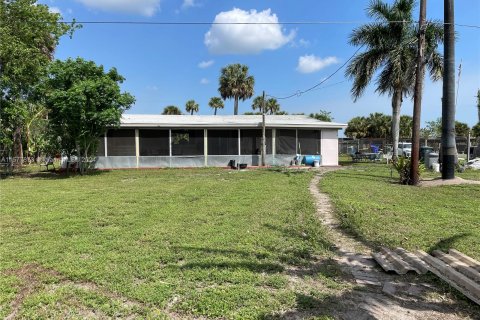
[104,131,108,157]
[135,129,139,168]
[169,129,172,168]
[204,129,208,167]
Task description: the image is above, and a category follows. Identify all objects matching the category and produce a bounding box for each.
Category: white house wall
[321,129,339,166]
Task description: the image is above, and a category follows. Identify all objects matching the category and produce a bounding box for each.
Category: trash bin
[313,159,320,167]
[426,152,439,169]
[419,146,433,162]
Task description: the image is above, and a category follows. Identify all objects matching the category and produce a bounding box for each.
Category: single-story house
[95,115,347,169]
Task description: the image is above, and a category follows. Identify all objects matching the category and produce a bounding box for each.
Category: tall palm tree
[162,105,182,115]
[208,97,224,115]
[251,96,281,115]
[185,100,199,115]
[346,0,443,158]
[251,96,264,113]
[218,64,255,115]
[266,98,280,115]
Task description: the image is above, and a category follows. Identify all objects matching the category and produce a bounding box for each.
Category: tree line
[344,113,474,140]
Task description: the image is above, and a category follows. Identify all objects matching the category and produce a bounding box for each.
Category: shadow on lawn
[4,169,110,180]
[428,233,472,253]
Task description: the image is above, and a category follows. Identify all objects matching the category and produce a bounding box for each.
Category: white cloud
[204,8,295,55]
[200,78,209,85]
[49,6,62,14]
[198,60,214,68]
[182,0,198,9]
[76,0,161,16]
[296,55,339,74]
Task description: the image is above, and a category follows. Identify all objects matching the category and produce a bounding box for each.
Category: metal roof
[120,114,347,129]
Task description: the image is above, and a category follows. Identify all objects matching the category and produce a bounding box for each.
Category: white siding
[321,129,339,166]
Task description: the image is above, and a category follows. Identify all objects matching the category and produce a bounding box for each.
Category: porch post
[135,129,139,168]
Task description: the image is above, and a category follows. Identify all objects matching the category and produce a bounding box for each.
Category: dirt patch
[419,177,480,187]
[307,169,479,319]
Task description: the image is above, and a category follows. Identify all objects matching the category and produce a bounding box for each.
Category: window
[107,129,135,156]
[298,129,321,155]
[171,129,204,156]
[276,129,296,154]
[240,129,272,155]
[140,130,169,156]
[208,129,238,155]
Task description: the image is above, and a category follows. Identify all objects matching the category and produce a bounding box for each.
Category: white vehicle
[397,142,412,157]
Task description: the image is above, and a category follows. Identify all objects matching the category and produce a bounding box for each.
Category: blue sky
[44,0,480,127]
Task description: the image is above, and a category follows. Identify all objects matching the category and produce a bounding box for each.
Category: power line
[267,46,364,100]
[40,20,480,29]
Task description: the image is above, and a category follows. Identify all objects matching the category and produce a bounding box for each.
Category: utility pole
[261,91,266,167]
[442,0,456,179]
[410,0,427,185]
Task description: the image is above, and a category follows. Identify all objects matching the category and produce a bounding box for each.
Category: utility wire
[35,20,480,29]
[267,46,364,100]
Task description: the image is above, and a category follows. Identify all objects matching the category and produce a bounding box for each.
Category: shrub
[391,157,425,184]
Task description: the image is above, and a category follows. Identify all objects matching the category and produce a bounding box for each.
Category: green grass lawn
[321,162,480,260]
[0,169,338,319]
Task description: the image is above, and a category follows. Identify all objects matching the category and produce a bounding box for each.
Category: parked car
[397,142,412,157]
[466,158,480,170]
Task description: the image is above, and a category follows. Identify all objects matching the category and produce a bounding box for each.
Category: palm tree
[208,97,224,115]
[345,116,369,139]
[251,96,264,112]
[162,105,182,115]
[185,100,199,115]
[266,98,280,115]
[251,96,281,115]
[346,0,443,158]
[218,64,255,115]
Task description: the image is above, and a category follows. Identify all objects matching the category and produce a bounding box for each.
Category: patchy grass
[320,163,480,260]
[0,168,338,319]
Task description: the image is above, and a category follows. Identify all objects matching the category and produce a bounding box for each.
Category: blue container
[302,155,321,166]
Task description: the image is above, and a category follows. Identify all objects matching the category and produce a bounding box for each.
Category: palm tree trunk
[214,108,217,115]
[391,89,402,160]
[13,126,23,168]
[191,110,193,115]
[234,96,239,115]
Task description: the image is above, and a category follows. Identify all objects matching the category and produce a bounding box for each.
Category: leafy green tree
[400,115,413,138]
[454,121,469,138]
[208,97,224,115]
[162,106,182,115]
[422,118,442,139]
[345,0,443,158]
[185,100,199,115]
[345,116,369,139]
[367,112,391,139]
[0,0,76,166]
[43,58,134,174]
[472,123,480,138]
[219,64,255,115]
[309,111,333,122]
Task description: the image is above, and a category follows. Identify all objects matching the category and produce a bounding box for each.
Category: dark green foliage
[218,64,255,115]
[43,58,134,172]
[309,111,333,122]
[162,105,182,115]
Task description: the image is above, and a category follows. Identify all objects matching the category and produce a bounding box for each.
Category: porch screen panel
[107,129,135,156]
[208,129,238,155]
[240,129,272,155]
[276,129,296,154]
[171,129,204,155]
[298,129,321,154]
[139,129,169,156]
[96,135,105,156]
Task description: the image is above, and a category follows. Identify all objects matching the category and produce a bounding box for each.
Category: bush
[391,157,425,184]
